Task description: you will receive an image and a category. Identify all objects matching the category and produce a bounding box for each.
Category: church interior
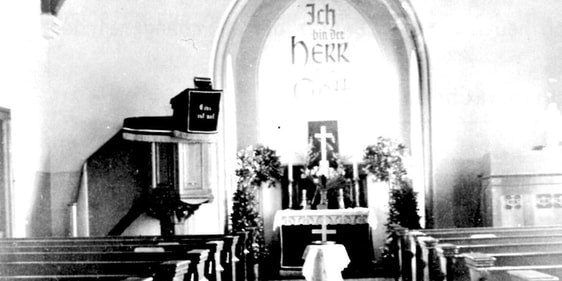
[3,0,562,280]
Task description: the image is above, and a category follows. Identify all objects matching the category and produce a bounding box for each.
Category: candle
[288,158,293,182]
[352,161,359,179]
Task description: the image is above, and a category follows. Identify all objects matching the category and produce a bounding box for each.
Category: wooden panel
[482,174,562,226]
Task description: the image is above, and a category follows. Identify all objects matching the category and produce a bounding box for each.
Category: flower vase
[337,188,345,209]
[315,189,328,210]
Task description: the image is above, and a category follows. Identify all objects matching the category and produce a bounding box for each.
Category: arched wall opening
[214,0,432,229]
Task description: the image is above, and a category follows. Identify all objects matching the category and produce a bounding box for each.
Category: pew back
[0,237,224,281]
[400,226,562,281]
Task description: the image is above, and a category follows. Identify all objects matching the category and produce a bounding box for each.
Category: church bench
[0,276,153,281]
[508,270,560,281]
[390,226,562,281]
[0,241,218,281]
[0,250,208,281]
[463,253,562,281]
[417,237,562,281]
[0,260,189,281]
[0,246,209,281]
[435,233,562,246]
[438,249,562,281]
[0,234,242,281]
[417,225,562,238]
[419,235,562,280]
[436,242,562,281]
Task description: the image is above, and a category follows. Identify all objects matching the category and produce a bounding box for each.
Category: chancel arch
[214,0,432,222]
[213,0,431,273]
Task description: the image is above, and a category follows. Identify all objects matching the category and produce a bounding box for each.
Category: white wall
[46,0,233,172]
[6,0,562,235]
[415,0,562,226]
[3,0,235,236]
[0,2,49,237]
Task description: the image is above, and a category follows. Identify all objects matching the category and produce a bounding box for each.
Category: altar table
[302,243,350,281]
[273,208,376,276]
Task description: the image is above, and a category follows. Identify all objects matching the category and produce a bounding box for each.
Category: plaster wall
[415,0,562,226]
[5,0,562,235]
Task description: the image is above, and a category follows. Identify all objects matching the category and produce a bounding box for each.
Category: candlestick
[288,159,293,182]
[352,161,360,207]
[287,180,293,209]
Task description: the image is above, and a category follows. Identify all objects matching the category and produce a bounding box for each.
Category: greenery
[230,188,267,261]
[362,136,420,230]
[387,180,421,230]
[362,136,407,184]
[230,144,283,262]
[362,137,421,277]
[235,144,283,188]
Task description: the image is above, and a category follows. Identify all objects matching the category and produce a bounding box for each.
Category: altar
[273,208,376,277]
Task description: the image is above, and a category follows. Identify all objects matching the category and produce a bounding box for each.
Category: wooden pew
[508,270,559,281]
[438,242,562,281]
[436,234,562,246]
[0,250,208,281]
[418,225,562,238]
[417,236,562,281]
[0,234,242,281]
[463,252,562,281]
[0,240,221,280]
[0,244,209,281]
[0,260,190,281]
[393,226,562,281]
[0,276,153,281]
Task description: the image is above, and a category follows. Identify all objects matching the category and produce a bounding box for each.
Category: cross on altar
[314,125,335,175]
[311,223,337,242]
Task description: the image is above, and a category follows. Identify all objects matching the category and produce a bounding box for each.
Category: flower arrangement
[301,161,347,189]
[235,144,283,188]
[300,138,351,209]
[231,144,282,264]
[361,136,420,229]
[362,136,407,185]
[362,137,420,276]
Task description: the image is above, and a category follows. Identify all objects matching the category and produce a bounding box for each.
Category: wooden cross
[314,125,335,175]
[311,223,337,242]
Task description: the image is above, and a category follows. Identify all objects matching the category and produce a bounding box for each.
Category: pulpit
[481,151,562,226]
[273,208,376,277]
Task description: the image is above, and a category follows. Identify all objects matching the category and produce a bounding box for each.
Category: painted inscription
[292,3,349,99]
[292,3,349,65]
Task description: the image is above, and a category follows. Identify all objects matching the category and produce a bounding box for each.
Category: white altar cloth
[302,243,350,281]
[273,207,376,230]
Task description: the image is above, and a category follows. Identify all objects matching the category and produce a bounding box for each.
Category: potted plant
[230,144,283,281]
